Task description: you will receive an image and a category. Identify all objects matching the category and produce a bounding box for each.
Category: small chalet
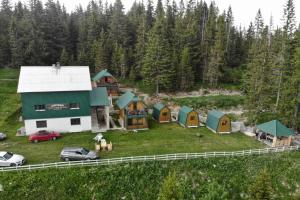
[256,120,294,147]
[152,103,171,123]
[206,110,231,134]
[92,69,119,97]
[178,106,199,128]
[116,91,148,130]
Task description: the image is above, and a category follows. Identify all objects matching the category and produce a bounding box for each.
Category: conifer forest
[0,0,299,129]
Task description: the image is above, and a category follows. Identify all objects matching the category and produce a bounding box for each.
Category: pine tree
[157,172,183,200]
[205,14,226,87]
[0,0,12,67]
[249,169,273,200]
[179,47,194,90]
[59,48,69,65]
[142,1,175,95]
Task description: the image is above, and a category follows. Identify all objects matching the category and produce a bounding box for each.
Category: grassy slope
[1,152,300,200]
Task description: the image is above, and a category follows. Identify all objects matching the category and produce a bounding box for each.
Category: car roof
[62,147,84,151]
[0,151,8,156]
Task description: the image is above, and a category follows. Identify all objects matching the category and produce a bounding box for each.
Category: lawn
[169,95,245,110]
[0,120,264,164]
[0,68,264,164]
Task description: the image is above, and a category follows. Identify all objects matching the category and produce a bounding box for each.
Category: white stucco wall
[24,116,91,135]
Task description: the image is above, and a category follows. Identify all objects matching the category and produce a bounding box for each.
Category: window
[34,104,46,111]
[190,116,195,121]
[36,120,47,128]
[162,112,168,116]
[69,103,80,110]
[71,118,81,125]
[133,103,137,110]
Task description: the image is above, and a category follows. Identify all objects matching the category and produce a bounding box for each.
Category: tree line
[0,0,299,128]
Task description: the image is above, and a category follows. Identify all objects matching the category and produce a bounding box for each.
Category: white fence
[1,145,299,172]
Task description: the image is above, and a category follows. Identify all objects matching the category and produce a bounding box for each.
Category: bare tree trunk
[275,70,283,110]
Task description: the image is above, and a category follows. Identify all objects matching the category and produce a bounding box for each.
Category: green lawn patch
[170,95,245,110]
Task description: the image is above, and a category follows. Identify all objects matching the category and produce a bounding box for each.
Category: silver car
[0,151,26,167]
[60,147,99,161]
[0,133,6,141]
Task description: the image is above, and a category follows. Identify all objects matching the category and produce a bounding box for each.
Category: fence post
[258,149,261,155]
[186,153,188,159]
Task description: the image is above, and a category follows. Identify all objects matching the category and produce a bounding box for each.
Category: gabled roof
[90,87,109,106]
[92,69,113,81]
[178,106,194,125]
[206,110,226,131]
[116,91,135,109]
[257,120,294,137]
[17,66,92,93]
[153,103,169,120]
[153,103,165,111]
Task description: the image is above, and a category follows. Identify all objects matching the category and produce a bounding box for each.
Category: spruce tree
[157,172,183,200]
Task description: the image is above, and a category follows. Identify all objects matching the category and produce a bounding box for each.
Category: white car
[0,151,26,167]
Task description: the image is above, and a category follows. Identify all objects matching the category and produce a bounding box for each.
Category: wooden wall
[186,111,199,127]
[217,115,231,133]
[159,107,171,122]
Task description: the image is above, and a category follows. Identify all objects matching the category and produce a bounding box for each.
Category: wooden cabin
[152,103,171,123]
[256,120,294,147]
[178,106,199,128]
[92,69,119,97]
[116,91,148,130]
[206,110,231,134]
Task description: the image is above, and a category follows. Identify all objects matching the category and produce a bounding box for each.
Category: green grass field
[1,152,300,199]
[169,95,245,110]
[0,68,263,164]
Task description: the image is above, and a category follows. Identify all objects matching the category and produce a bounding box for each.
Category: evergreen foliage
[0,0,298,128]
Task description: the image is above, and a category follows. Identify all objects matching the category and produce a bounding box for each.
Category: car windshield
[81,148,89,155]
[3,152,13,160]
[38,130,48,135]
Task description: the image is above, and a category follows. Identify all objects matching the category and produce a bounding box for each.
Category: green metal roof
[257,120,294,137]
[153,103,165,111]
[90,87,110,106]
[92,69,113,81]
[206,110,225,131]
[178,106,193,125]
[116,91,135,109]
[153,103,166,120]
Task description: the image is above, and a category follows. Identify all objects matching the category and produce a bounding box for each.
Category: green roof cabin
[256,120,294,147]
[116,91,148,130]
[178,106,199,128]
[152,103,171,123]
[206,110,231,134]
[92,69,119,97]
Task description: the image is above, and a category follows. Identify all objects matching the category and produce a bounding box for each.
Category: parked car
[29,130,61,143]
[0,151,26,167]
[60,147,99,161]
[0,133,6,141]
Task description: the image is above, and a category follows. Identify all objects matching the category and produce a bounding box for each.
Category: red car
[29,130,61,143]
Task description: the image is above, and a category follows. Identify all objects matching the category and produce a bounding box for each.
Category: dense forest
[0,0,299,128]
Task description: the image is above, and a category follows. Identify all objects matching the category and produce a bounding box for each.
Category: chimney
[56,62,61,69]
